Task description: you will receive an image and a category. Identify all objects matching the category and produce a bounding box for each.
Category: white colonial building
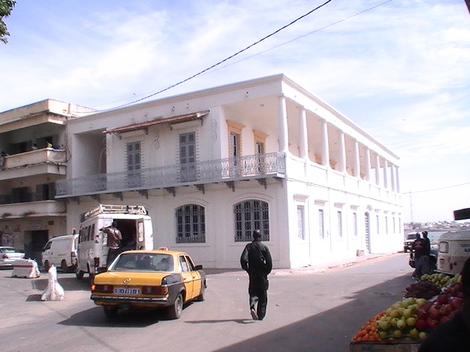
[56,74,403,269]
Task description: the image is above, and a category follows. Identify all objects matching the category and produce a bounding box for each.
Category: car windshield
[110,253,174,272]
[406,234,417,240]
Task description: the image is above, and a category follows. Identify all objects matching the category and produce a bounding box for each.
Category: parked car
[404,232,418,252]
[0,246,25,268]
[42,234,78,272]
[90,248,206,319]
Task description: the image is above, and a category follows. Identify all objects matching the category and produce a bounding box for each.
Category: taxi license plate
[114,287,141,295]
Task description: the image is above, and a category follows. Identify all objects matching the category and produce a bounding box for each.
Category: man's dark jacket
[240,239,272,277]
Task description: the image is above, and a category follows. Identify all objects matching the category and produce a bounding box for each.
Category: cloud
[1,0,469,222]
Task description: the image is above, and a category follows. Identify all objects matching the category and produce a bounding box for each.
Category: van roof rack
[80,204,148,222]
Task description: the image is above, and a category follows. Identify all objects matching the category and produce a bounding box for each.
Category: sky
[1,0,469,224]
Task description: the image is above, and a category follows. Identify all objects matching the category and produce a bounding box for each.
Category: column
[278,95,289,153]
[365,148,371,181]
[299,107,308,160]
[375,154,380,186]
[395,166,400,193]
[390,163,395,192]
[383,160,388,189]
[338,131,346,172]
[321,119,329,167]
[353,140,360,178]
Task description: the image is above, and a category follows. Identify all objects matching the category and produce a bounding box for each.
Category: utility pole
[409,190,413,224]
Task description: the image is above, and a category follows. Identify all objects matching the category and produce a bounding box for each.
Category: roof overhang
[103,110,210,135]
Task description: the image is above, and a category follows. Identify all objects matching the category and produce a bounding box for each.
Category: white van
[437,230,470,275]
[76,204,154,280]
[42,234,78,272]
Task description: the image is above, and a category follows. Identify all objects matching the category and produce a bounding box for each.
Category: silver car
[0,246,25,268]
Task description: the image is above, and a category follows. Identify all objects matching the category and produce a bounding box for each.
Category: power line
[408,182,470,195]
[101,0,333,112]
[208,0,394,73]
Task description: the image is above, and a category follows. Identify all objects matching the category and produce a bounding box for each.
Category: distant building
[55,74,403,268]
[0,100,95,262]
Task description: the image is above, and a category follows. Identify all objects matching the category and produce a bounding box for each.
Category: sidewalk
[204,251,399,276]
[273,251,398,275]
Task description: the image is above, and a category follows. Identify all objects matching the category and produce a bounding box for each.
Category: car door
[185,255,202,297]
[178,255,196,300]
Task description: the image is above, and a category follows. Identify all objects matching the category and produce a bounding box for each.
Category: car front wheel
[167,293,183,319]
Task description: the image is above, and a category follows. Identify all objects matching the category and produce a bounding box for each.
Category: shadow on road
[57,301,204,328]
[207,273,416,352]
[30,275,90,291]
[58,306,168,328]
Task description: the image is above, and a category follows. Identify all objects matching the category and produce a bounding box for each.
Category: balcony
[0,200,66,219]
[56,152,286,199]
[0,148,67,181]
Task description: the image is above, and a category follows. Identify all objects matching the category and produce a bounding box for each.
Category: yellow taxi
[90,248,206,319]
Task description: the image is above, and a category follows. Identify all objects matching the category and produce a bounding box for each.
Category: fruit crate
[350,341,420,352]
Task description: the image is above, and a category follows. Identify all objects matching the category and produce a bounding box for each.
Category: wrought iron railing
[55,152,286,198]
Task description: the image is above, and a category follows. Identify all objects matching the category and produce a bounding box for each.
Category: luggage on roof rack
[80,204,148,222]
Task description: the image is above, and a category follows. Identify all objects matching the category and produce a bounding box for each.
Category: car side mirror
[194,264,203,270]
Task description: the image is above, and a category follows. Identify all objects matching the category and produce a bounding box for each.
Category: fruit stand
[350,273,463,352]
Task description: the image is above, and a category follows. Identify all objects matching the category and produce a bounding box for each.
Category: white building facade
[56,74,403,269]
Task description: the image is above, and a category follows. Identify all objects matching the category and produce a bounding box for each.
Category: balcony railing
[55,152,286,198]
[0,200,66,219]
[1,148,66,170]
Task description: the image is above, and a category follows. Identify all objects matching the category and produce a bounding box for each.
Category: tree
[0,0,16,44]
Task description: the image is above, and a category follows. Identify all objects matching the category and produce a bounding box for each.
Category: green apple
[409,328,419,340]
[393,329,403,339]
[403,308,413,318]
[378,319,391,330]
[406,317,416,327]
[396,319,407,330]
[389,309,400,318]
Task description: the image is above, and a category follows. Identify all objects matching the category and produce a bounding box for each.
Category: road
[0,252,416,352]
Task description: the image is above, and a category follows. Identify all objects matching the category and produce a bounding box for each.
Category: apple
[393,329,403,339]
[444,304,454,314]
[419,331,428,340]
[426,317,439,330]
[390,317,399,328]
[389,309,400,318]
[439,305,450,316]
[436,295,449,305]
[378,319,390,330]
[406,317,416,327]
[379,330,388,339]
[428,306,440,319]
[450,297,463,309]
[403,308,413,318]
[409,328,419,340]
[416,319,427,331]
[416,298,427,307]
[396,319,407,330]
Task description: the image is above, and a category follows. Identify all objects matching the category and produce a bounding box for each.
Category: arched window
[175,204,205,243]
[234,200,269,242]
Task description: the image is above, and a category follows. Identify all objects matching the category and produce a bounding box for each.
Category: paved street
[0,252,415,352]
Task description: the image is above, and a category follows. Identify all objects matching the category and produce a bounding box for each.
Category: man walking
[240,229,272,321]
